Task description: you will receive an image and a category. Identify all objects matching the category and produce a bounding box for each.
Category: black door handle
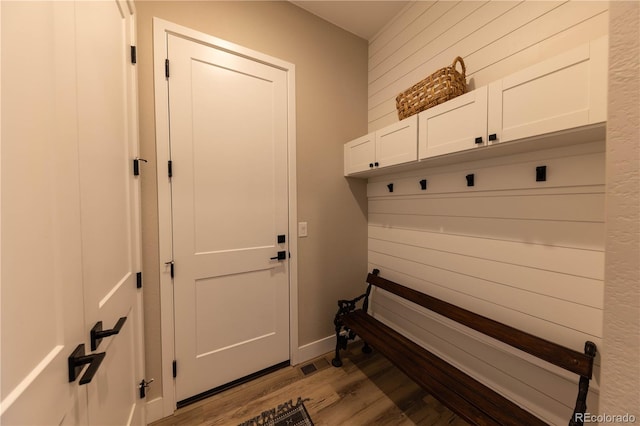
[270,251,287,261]
[68,344,106,385]
[91,317,127,351]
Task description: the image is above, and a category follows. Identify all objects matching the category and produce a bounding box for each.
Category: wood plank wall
[368,0,609,131]
[367,141,604,424]
[364,2,609,423]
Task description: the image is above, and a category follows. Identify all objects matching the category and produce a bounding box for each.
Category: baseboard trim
[296,335,335,365]
[146,396,165,424]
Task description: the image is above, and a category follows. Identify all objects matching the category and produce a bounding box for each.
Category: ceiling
[290,1,410,40]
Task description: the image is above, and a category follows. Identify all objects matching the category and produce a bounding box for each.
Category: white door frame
[152,18,298,418]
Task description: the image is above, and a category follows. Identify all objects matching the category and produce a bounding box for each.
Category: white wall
[364,1,610,424]
[368,0,609,131]
[600,0,640,420]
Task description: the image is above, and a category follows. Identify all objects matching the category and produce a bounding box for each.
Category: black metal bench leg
[362,342,372,354]
[332,333,345,367]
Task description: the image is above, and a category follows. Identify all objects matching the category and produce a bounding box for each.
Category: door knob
[270,251,287,261]
[68,344,106,385]
[91,316,127,351]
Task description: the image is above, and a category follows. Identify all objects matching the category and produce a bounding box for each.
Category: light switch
[298,222,308,238]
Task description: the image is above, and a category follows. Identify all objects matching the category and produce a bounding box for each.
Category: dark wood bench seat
[331,270,597,426]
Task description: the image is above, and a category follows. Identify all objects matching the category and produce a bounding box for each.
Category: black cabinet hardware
[387,183,394,193]
[488,133,497,141]
[369,163,374,168]
[68,344,106,385]
[536,165,547,182]
[91,317,127,351]
[419,179,428,190]
[374,162,379,167]
[475,137,483,144]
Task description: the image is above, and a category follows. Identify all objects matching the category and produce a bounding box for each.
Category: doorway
[153,19,298,413]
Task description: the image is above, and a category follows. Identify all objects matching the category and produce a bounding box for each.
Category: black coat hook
[387,183,394,193]
[419,179,427,190]
[466,174,475,187]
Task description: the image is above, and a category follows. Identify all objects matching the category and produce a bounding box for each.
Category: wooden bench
[331,270,597,426]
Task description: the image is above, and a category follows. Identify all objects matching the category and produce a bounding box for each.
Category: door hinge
[133,158,147,176]
[139,378,154,399]
[136,272,142,289]
[165,261,174,278]
[172,360,177,378]
[165,59,170,78]
[168,160,173,178]
[130,45,137,64]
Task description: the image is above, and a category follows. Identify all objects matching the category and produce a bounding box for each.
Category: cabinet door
[488,37,607,144]
[375,114,418,168]
[418,86,488,159]
[344,132,375,175]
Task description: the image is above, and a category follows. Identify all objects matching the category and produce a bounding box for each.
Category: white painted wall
[600,0,640,420]
[364,1,611,423]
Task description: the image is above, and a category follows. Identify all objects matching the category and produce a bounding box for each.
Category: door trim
[152,18,298,418]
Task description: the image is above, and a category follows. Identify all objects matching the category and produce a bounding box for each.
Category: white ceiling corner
[290,1,410,41]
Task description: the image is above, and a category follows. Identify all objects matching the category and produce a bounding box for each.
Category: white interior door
[166,33,290,402]
[75,1,143,424]
[1,3,88,424]
[1,1,143,424]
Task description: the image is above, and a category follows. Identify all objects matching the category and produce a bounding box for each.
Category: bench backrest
[366,273,596,379]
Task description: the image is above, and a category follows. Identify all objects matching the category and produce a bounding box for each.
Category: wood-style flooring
[150,344,468,426]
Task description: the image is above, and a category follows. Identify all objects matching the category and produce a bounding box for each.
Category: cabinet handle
[369,163,374,168]
[68,344,106,385]
[374,162,379,167]
[488,133,497,142]
[91,317,127,351]
[475,137,483,144]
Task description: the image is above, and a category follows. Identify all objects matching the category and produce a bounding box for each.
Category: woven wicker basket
[395,56,467,120]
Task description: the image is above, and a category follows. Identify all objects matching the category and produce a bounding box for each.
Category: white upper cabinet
[344,132,375,175]
[376,115,418,167]
[418,86,488,159]
[345,115,417,176]
[345,36,607,177]
[488,37,607,145]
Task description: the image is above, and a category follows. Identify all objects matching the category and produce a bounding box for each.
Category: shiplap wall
[364,2,608,424]
[368,0,609,131]
[367,142,604,423]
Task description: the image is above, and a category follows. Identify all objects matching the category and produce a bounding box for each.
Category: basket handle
[452,56,466,78]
